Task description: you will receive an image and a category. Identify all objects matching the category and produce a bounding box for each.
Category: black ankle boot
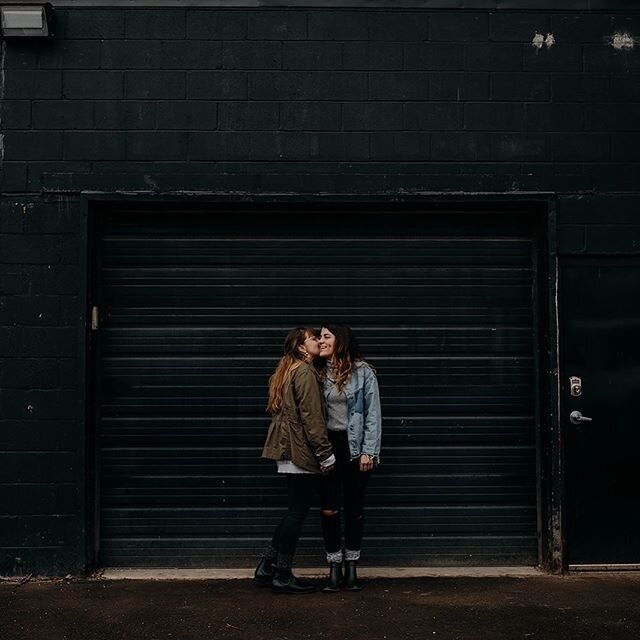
[322,562,343,593]
[343,560,362,591]
[271,568,317,594]
[253,556,275,588]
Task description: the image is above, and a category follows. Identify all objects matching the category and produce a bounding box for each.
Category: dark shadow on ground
[1,575,640,640]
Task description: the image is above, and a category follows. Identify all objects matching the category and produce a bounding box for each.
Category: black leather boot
[271,567,317,594]
[343,560,362,591]
[253,556,275,588]
[322,562,343,593]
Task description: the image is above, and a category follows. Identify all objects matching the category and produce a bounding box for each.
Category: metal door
[95,206,541,567]
[562,261,640,568]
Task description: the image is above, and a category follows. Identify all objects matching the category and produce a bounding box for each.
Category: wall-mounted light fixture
[1,3,54,38]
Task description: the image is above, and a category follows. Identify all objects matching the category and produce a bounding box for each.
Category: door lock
[569,376,582,397]
[570,410,592,425]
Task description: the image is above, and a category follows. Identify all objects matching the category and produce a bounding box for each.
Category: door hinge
[91,306,99,331]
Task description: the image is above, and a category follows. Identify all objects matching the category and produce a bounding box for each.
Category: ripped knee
[321,509,339,517]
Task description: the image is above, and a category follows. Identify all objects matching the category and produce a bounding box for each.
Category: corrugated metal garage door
[96,206,539,567]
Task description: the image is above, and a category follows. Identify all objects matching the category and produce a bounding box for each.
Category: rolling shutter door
[97,208,539,567]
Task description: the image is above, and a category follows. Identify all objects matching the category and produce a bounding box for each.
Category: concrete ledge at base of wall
[4,567,640,582]
[98,567,545,580]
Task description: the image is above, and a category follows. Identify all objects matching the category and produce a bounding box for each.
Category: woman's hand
[359,454,374,472]
[320,454,336,474]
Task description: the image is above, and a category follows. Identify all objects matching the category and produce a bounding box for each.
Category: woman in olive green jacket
[255,327,335,594]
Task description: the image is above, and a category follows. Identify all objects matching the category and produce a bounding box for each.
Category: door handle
[569,410,593,425]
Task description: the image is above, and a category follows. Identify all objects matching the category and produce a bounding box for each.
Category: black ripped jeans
[269,474,318,566]
[319,430,371,558]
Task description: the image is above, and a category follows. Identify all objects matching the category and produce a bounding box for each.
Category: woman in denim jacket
[317,323,382,592]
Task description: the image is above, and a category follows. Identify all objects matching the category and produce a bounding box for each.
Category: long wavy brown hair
[319,323,363,391]
[266,327,318,414]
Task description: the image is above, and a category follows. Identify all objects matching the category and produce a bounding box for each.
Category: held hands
[321,453,337,474]
[359,454,374,473]
[321,456,374,473]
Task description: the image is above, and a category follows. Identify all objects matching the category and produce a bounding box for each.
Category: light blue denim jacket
[323,361,382,461]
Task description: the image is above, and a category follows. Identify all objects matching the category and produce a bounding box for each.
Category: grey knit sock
[326,550,343,564]
[345,549,360,561]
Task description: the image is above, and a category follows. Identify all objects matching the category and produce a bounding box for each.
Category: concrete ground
[1,573,640,640]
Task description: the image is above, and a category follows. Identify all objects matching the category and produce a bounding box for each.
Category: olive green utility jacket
[262,361,333,472]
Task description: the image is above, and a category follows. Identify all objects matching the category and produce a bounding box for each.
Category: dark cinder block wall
[1,4,639,575]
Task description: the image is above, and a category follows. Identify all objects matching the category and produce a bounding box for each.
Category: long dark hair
[266,327,318,414]
[319,323,363,391]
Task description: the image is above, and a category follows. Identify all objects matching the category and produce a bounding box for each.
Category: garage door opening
[91,204,544,568]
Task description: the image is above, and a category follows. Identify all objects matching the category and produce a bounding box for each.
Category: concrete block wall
[0,197,86,575]
[1,5,639,574]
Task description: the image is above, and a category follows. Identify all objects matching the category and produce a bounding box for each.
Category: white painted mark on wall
[532,32,555,50]
[612,33,634,50]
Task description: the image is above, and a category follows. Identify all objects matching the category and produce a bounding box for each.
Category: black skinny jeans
[270,474,317,563]
[320,430,371,555]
